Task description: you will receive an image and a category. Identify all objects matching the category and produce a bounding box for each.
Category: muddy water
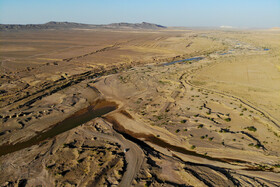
[0,100,117,157]
[107,116,248,164]
[143,135,247,163]
[162,57,204,66]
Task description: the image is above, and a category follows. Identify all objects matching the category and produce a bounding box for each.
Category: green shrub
[181,119,187,123]
[191,145,196,149]
[224,118,231,122]
[245,126,257,132]
[254,144,261,149]
[274,164,280,168]
[198,124,204,128]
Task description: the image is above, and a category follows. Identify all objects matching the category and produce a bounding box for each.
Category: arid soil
[0,28,279,187]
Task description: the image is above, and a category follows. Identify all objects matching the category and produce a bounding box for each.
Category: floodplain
[0,26,280,186]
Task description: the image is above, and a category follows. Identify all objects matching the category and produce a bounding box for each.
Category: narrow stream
[162,57,204,66]
[0,100,117,157]
[107,117,248,164]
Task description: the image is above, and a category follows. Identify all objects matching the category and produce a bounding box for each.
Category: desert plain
[0,24,280,186]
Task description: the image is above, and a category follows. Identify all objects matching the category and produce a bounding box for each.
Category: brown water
[107,116,248,164]
[143,135,247,163]
[0,101,117,157]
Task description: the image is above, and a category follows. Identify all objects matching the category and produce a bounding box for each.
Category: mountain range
[0,21,167,31]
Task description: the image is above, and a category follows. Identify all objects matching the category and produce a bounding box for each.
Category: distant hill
[0,21,167,31]
[107,22,166,29]
[0,21,89,30]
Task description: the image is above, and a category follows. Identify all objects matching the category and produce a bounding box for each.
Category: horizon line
[0,21,279,29]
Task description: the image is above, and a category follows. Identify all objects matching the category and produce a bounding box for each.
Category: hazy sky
[0,0,279,28]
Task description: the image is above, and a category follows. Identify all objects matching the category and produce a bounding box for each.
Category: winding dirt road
[83,118,144,187]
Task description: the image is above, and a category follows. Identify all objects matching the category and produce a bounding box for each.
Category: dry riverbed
[0,29,280,186]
